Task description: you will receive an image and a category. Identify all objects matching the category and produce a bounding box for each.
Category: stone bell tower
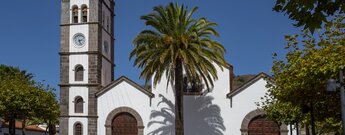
[59,0,115,134]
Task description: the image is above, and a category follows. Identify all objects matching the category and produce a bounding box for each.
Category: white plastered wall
[101,1,113,86]
[68,118,88,135]
[148,65,232,135]
[101,59,112,86]
[97,81,152,135]
[69,54,88,84]
[69,25,89,52]
[102,4,112,36]
[103,0,111,8]
[101,29,112,59]
[228,78,270,135]
[69,86,89,116]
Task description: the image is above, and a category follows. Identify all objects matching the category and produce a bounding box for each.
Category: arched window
[75,65,84,81]
[74,123,82,135]
[74,96,83,113]
[81,5,88,23]
[107,16,110,31]
[72,5,79,23]
[102,12,105,26]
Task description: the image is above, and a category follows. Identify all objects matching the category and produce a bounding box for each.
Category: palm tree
[130,3,226,135]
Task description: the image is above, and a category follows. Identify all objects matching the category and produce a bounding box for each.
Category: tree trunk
[174,58,184,135]
[9,111,16,135]
[48,120,56,135]
[22,118,26,135]
[305,124,310,135]
[290,125,293,135]
[310,103,316,135]
[296,122,299,135]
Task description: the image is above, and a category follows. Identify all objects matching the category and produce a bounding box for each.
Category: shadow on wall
[148,94,225,135]
[147,94,175,135]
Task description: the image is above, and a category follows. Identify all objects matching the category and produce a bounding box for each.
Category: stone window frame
[240,109,288,135]
[74,122,83,135]
[105,107,144,135]
[72,5,79,23]
[74,96,84,113]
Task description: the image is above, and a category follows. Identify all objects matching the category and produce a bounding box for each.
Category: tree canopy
[260,15,345,134]
[0,64,59,135]
[274,0,345,33]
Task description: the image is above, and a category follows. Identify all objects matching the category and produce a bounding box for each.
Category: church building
[59,0,292,135]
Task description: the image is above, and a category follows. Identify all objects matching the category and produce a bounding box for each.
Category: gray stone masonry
[59,0,115,134]
[88,117,98,135]
[59,0,70,134]
[59,117,69,135]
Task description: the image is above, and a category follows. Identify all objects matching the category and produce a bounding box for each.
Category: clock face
[73,33,86,47]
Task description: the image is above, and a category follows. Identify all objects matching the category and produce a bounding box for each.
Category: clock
[73,33,86,47]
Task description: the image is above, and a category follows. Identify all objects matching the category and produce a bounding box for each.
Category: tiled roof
[2,120,46,132]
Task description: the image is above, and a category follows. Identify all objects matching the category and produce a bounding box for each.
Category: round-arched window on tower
[81,5,88,23]
[74,122,83,135]
[75,65,84,81]
[74,96,84,113]
[72,5,79,23]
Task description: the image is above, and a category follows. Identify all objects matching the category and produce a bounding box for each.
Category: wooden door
[248,116,280,135]
[112,112,138,135]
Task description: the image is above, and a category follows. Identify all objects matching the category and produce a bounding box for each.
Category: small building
[0,120,46,135]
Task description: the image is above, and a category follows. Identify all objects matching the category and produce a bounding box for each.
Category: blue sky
[0,1,300,94]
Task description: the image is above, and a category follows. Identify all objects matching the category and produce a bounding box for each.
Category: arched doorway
[240,109,288,135]
[112,112,138,135]
[248,115,280,135]
[105,107,144,135]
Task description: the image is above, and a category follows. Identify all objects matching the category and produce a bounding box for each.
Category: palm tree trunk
[174,58,184,135]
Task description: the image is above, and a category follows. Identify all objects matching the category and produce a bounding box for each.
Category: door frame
[105,107,144,135]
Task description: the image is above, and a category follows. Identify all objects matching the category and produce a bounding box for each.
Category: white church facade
[59,0,291,135]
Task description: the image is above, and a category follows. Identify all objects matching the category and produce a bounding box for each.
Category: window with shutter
[74,123,82,135]
[75,65,84,81]
[75,97,83,113]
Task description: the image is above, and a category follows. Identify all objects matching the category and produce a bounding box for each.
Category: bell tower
[59,0,115,134]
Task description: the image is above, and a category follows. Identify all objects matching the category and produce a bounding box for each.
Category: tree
[33,84,60,135]
[260,16,345,134]
[273,0,345,33]
[0,64,35,135]
[0,64,60,135]
[130,3,226,135]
